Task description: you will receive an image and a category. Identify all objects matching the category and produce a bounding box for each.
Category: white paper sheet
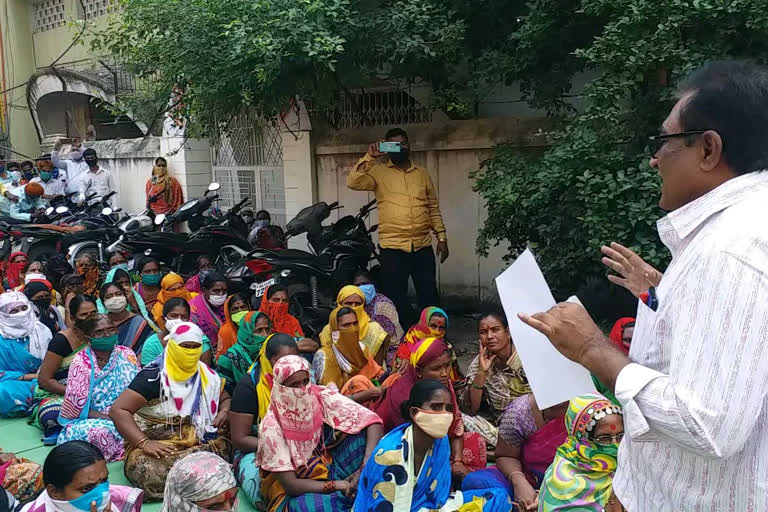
[495,249,596,409]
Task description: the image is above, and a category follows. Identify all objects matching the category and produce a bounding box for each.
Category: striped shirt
[614,171,768,511]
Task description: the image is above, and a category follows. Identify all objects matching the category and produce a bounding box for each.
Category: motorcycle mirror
[154,213,166,225]
[144,249,152,256]
[55,206,69,214]
[208,182,221,192]
[45,207,54,216]
[102,207,113,216]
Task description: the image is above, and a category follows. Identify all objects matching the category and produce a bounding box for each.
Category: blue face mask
[359,284,376,304]
[142,273,162,287]
[40,171,52,182]
[91,333,118,352]
[112,262,129,272]
[60,480,110,511]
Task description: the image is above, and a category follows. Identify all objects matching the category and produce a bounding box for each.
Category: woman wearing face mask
[133,257,162,311]
[0,291,52,417]
[216,311,272,390]
[145,157,184,216]
[32,295,98,442]
[215,293,251,359]
[230,334,301,509]
[258,285,304,337]
[351,270,403,359]
[373,338,487,482]
[150,273,197,331]
[257,355,384,511]
[189,272,228,352]
[75,254,100,296]
[538,394,625,512]
[111,322,231,500]
[17,260,46,288]
[57,314,140,461]
[354,379,511,512]
[106,252,129,272]
[20,440,143,512]
[184,255,213,294]
[23,279,64,336]
[313,307,385,404]
[99,283,154,357]
[2,252,28,290]
[161,452,238,512]
[319,285,389,369]
[140,297,213,366]
[99,268,158,333]
[461,311,531,448]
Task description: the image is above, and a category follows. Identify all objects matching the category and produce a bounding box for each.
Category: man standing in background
[347,127,448,327]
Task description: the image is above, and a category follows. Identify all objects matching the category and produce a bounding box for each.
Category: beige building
[1,0,550,305]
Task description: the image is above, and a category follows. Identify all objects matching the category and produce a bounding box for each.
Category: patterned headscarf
[256,355,382,472]
[161,452,237,512]
[395,306,448,364]
[538,393,623,511]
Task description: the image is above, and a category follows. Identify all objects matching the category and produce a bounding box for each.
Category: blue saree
[0,336,41,417]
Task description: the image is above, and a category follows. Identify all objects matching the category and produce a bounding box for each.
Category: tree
[473,0,768,298]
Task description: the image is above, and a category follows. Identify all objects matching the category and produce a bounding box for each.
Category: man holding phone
[347,127,448,327]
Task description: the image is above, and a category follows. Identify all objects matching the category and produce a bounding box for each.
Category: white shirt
[30,174,68,197]
[79,166,118,208]
[51,150,89,194]
[614,171,768,511]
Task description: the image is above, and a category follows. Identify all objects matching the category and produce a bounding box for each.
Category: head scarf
[0,291,52,359]
[319,286,389,362]
[252,333,277,422]
[3,252,28,289]
[161,452,237,512]
[608,317,635,356]
[216,294,250,360]
[335,286,371,338]
[236,311,272,357]
[152,273,196,331]
[257,355,382,472]
[259,287,303,337]
[538,394,623,511]
[403,306,448,347]
[23,280,57,335]
[75,258,100,296]
[151,164,172,203]
[159,322,222,439]
[374,337,462,437]
[24,183,44,197]
[97,268,159,332]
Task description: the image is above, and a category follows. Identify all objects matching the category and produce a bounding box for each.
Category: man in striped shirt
[520,60,768,510]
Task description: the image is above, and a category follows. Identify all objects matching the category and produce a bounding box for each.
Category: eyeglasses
[593,433,624,446]
[648,130,707,157]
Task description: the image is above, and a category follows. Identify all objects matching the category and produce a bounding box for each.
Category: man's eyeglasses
[648,130,707,157]
[593,433,624,446]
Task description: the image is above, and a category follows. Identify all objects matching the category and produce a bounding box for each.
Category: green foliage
[474,0,768,297]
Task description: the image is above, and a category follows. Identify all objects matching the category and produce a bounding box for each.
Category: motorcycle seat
[269,249,316,261]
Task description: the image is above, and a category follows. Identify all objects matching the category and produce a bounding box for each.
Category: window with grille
[308,89,432,129]
[210,112,283,167]
[34,0,66,33]
[81,0,118,19]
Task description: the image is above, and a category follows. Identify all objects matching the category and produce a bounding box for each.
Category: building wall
[312,118,549,306]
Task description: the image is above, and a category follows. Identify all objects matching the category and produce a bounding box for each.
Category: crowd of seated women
[0,250,632,511]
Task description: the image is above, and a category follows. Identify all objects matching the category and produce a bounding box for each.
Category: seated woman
[394,306,463,380]
[460,311,531,448]
[100,282,154,357]
[74,253,100,296]
[538,394,624,512]
[133,256,162,311]
[216,293,251,359]
[107,250,129,271]
[313,307,385,403]
[258,285,304,337]
[2,252,27,290]
[57,314,141,461]
[60,274,85,327]
[20,441,143,512]
[23,279,64,337]
[354,380,512,512]
[100,268,159,333]
[230,333,300,509]
[184,255,213,294]
[320,286,388,368]
[257,355,384,512]
[0,291,52,417]
[18,260,46,288]
[141,297,213,366]
[374,337,486,480]
[461,394,568,511]
[189,272,228,352]
[32,295,98,442]
[110,322,231,500]
[217,311,272,390]
[161,452,238,512]
[0,451,44,505]
[351,270,403,359]
[151,273,197,331]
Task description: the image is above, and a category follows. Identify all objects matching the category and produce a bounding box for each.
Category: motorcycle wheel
[26,240,59,264]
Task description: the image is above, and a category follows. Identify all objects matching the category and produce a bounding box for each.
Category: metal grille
[210,111,283,167]
[81,0,118,19]
[212,168,257,209]
[308,89,432,129]
[34,0,66,33]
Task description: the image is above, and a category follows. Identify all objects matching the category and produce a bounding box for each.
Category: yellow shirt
[346,153,446,252]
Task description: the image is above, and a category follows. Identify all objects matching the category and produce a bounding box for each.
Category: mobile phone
[378,141,401,153]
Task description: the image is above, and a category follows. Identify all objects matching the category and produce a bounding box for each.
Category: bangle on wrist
[507,471,525,484]
[471,383,484,390]
[322,480,337,493]
[136,437,150,450]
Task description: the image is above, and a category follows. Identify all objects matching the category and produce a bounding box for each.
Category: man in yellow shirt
[346,127,448,326]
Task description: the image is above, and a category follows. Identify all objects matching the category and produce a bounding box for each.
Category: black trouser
[378,245,440,329]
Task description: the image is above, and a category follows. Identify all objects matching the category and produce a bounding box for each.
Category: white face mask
[208,294,227,307]
[165,317,183,332]
[24,272,47,283]
[103,295,128,313]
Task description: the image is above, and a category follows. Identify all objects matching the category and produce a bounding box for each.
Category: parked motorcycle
[219,199,379,337]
